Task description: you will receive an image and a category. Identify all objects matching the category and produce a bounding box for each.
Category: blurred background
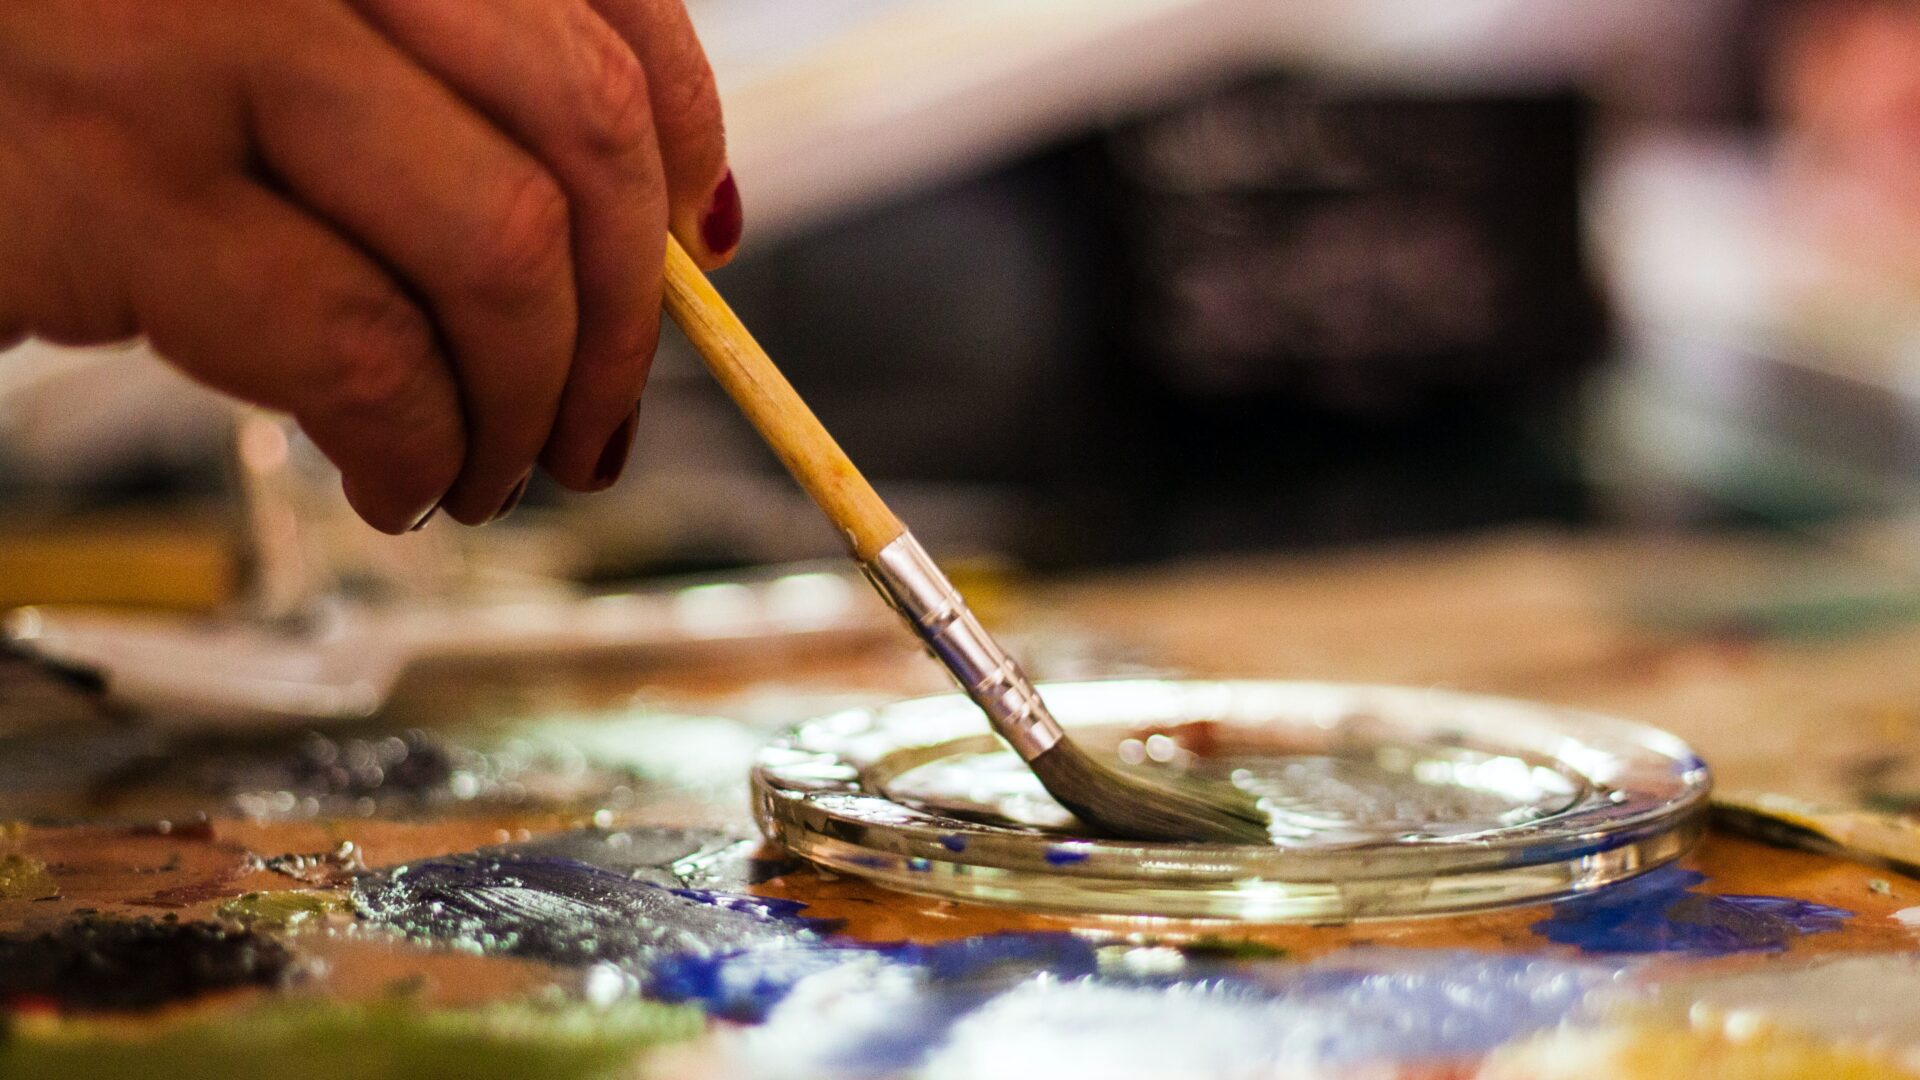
[6,0,1920,611]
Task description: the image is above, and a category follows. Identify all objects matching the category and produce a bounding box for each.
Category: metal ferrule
[863,533,1064,761]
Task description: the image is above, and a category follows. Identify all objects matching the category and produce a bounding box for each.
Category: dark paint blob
[0,915,290,1012]
[1532,867,1852,955]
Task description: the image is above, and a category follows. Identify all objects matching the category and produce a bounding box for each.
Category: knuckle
[318,290,439,419]
[462,168,572,312]
[571,10,653,155]
[656,58,720,137]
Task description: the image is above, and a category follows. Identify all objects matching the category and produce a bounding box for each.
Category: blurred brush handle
[660,237,1065,761]
[661,236,902,561]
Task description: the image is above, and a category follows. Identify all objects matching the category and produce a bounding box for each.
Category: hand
[0,0,742,531]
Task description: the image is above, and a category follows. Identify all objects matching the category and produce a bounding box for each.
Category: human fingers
[131,179,465,533]
[591,0,738,268]
[245,10,576,524]
[346,0,666,490]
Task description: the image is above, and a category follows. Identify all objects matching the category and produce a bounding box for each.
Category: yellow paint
[216,890,352,931]
[0,854,58,901]
[1479,1024,1919,1080]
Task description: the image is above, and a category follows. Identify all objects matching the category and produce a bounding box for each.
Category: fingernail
[493,474,530,523]
[594,409,638,488]
[699,169,742,257]
[407,505,439,533]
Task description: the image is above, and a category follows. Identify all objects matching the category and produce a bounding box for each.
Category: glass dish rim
[751,677,1712,920]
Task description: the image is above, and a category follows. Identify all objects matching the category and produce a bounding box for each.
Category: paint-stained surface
[12,532,1920,1076]
[5,779,1917,1078]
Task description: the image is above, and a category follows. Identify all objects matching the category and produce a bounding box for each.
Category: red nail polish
[594,410,638,488]
[494,474,530,522]
[700,169,742,257]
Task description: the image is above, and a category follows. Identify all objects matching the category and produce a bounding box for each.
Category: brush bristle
[1029,740,1272,845]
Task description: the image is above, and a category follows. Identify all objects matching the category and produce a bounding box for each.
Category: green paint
[0,854,57,901]
[0,998,703,1080]
[216,890,351,931]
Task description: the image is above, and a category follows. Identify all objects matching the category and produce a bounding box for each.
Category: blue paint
[1533,867,1851,955]
[666,887,815,922]
[938,834,968,853]
[1043,845,1090,866]
[906,858,932,872]
[879,931,1099,982]
[845,854,891,870]
[648,942,852,1022]
[647,932,1096,1024]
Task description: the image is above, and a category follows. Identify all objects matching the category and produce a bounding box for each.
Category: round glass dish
[751,679,1710,921]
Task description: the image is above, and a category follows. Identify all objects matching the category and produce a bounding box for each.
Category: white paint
[1892,906,1920,934]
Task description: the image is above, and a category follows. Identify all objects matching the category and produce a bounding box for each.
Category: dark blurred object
[1110,81,1603,417]
[717,77,1609,568]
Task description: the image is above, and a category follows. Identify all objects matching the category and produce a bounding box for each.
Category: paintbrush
[661,238,1270,845]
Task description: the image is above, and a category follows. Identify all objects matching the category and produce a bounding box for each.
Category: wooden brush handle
[661,236,905,561]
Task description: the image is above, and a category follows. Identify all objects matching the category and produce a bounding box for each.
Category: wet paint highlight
[1043,844,1090,866]
[217,889,352,931]
[1533,867,1851,955]
[353,853,832,973]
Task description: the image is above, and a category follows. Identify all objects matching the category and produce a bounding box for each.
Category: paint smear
[652,932,1102,1025]
[0,853,57,901]
[0,997,701,1080]
[1480,1022,1916,1080]
[1533,867,1851,955]
[349,829,1640,1076]
[727,947,1617,1079]
[0,915,290,1012]
[352,852,832,976]
[1893,906,1920,937]
[217,890,353,931]
[1645,955,1920,1056]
